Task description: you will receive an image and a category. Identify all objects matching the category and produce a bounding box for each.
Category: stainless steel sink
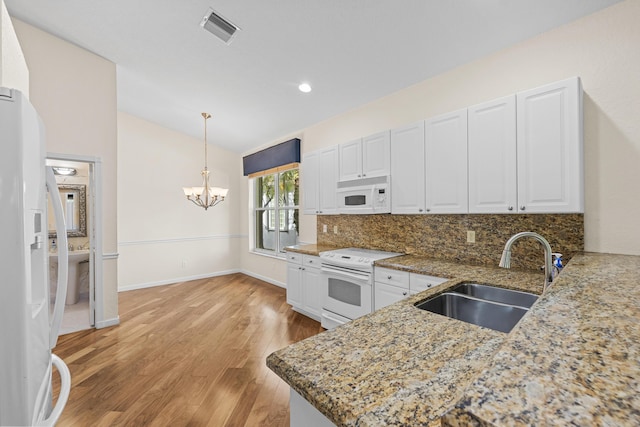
[450,283,538,309]
[415,293,529,333]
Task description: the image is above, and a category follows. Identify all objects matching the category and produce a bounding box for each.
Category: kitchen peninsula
[267,249,640,426]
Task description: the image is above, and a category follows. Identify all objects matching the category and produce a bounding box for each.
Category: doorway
[46,156,99,334]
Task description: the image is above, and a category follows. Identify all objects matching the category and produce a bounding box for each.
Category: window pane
[278,208,299,252]
[255,175,276,208]
[278,169,299,207]
[255,209,276,251]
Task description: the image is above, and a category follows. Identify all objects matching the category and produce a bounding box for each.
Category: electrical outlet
[181,259,187,268]
[323,224,327,233]
[467,231,476,243]
[333,225,338,234]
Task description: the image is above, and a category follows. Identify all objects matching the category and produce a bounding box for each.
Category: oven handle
[321,265,371,282]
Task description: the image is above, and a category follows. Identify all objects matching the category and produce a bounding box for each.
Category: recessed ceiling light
[298,83,312,93]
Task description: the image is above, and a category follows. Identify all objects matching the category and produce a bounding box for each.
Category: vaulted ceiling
[6,0,621,152]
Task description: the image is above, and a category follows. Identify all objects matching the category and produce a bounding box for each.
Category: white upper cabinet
[362,131,391,178]
[338,139,362,181]
[516,77,583,213]
[425,108,468,214]
[391,121,426,214]
[468,95,517,213]
[318,147,339,214]
[339,131,390,181]
[302,151,320,215]
[302,146,338,215]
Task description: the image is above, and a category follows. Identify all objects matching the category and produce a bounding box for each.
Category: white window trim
[248,169,299,257]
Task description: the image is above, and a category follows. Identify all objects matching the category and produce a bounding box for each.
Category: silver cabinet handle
[520,206,526,211]
[402,292,408,296]
[418,208,424,212]
[426,208,431,212]
[387,275,392,279]
[358,174,361,177]
[508,206,513,211]
[363,173,366,177]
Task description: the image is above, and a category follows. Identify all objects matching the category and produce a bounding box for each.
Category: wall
[241,0,640,283]
[117,112,243,290]
[12,19,119,326]
[0,0,28,96]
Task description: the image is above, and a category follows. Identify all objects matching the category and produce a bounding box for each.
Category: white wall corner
[240,269,286,288]
[0,0,29,96]
[95,316,120,329]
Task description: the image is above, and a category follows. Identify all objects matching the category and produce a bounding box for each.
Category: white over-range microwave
[336,175,391,214]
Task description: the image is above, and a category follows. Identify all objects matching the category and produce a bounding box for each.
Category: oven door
[321,265,372,326]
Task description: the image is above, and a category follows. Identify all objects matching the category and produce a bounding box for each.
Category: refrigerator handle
[46,166,68,348]
[35,354,71,427]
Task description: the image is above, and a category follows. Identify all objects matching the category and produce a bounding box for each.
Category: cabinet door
[286,263,303,307]
[425,109,468,213]
[390,121,426,214]
[516,77,583,213]
[374,282,409,311]
[302,266,322,317]
[362,130,390,178]
[302,151,319,215]
[468,95,517,213]
[339,138,362,181]
[318,147,338,214]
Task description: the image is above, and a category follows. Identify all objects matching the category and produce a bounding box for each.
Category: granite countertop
[442,253,640,426]
[269,251,640,426]
[285,243,340,256]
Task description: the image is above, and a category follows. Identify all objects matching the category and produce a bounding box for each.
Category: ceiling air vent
[200,8,239,44]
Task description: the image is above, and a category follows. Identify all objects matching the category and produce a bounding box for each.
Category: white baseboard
[240,269,286,288]
[118,269,241,292]
[95,316,120,329]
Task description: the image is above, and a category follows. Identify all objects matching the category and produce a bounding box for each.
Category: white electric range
[319,248,402,329]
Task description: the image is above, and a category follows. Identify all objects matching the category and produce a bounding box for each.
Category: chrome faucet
[499,232,554,294]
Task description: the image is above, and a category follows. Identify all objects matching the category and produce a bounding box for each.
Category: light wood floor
[52,273,324,426]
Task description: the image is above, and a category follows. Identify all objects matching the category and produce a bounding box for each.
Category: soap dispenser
[552,253,563,279]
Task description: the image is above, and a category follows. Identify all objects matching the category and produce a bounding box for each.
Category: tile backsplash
[316,214,583,271]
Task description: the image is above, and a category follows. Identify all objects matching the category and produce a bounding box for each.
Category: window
[253,168,299,255]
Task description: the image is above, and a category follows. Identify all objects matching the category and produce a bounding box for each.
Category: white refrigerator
[0,87,71,426]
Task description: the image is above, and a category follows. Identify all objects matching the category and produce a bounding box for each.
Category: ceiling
[6,0,620,153]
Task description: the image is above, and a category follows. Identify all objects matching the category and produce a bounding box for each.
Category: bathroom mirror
[48,184,87,238]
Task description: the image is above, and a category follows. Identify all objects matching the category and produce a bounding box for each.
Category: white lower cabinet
[286,253,322,321]
[374,268,448,310]
[290,388,334,427]
[374,267,410,310]
[410,273,448,294]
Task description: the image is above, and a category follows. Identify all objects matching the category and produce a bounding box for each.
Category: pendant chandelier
[182,113,228,210]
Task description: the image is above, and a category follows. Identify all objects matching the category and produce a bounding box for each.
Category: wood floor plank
[52,273,323,426]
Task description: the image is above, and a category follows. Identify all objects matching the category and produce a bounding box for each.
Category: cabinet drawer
[410,273,448,293]
[286,252,303,265]
[303,255,321,268]
[375,267,409,289]
[374,282,410,311]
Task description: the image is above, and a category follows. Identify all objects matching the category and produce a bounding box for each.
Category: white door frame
[46,152,104,328]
